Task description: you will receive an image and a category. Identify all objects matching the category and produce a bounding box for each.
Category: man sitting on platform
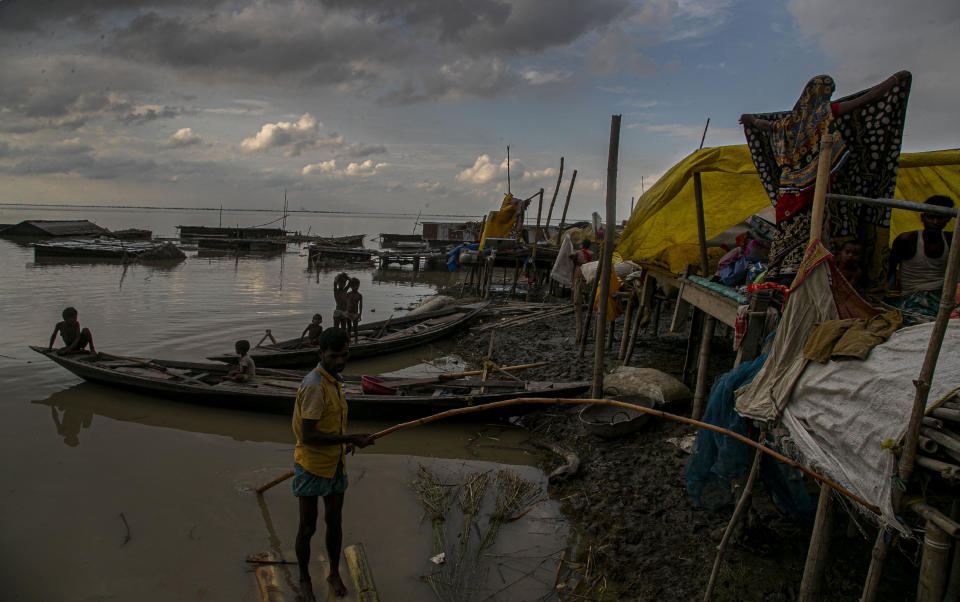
[889,195,956,316]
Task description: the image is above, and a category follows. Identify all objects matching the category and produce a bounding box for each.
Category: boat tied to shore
[207,302,489,368]
[31,347,587,420]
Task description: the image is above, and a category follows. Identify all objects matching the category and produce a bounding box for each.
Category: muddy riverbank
[451,298,919,601]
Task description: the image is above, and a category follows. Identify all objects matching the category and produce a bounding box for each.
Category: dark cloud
[378,58,522,106]
[121,106,188,125]
[0,0,227,32]
[319,0,512,43]
[5,0,629,100]
[338,143,388,159]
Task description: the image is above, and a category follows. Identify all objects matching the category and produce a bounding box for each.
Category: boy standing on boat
[345,278,363,342]
[333,272,350,330]
[48,306,96,355]
[293,327,374,600]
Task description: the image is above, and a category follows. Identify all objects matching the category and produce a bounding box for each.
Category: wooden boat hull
[208,303,488,368]
[31,346,588,420]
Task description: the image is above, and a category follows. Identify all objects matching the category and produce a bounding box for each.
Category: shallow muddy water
[0,210,568,601]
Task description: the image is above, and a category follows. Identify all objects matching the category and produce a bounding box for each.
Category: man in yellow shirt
[292,327,373,600]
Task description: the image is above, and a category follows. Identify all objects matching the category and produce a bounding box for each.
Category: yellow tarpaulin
[479,194,523,250]
[616,146,960,263]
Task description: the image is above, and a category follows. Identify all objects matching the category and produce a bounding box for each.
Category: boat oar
[253,397,880,514]
[374,315,394,339]
[254,329,277,348]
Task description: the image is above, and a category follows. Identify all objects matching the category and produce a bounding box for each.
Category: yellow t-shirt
[292,367,347,478]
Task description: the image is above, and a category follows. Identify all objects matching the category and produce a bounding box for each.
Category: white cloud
[168,127,201,147]
[302,159,387,177]
[241,113,342,157]
[521,69,571,85]
[456,154,503,185]
[523,167,556,180]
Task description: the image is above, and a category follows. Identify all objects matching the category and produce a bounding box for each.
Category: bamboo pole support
[592,115,621,399]
[618,288,636,359]
[809,133,835,243]
[544,157,564,240]
[344,543,380,602]
[557,169,578,236]
[623,287,645,365]
[506,145,511,195]
[861,179,960,602]
[945,500,960,601]
[917,520,951,602]
[690,172,713,420]
[798,487,836,601]
[703,430,765,601]
[578,273,602,357]
[527,188,544,301]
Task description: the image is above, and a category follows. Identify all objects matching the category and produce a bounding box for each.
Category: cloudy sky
[1,0,957,218]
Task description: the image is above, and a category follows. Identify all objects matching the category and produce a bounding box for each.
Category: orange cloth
[592,266,625,322]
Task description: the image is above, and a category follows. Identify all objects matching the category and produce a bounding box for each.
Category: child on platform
[48,306,96,355]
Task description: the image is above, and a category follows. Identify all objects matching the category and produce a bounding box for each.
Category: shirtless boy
[300,314,324,347]
[221,340,255,382]
[48,307,95,355]
[345,278,363,343]
[332,272,350,330]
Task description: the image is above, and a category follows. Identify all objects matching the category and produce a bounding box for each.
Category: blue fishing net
[684,353,815,521]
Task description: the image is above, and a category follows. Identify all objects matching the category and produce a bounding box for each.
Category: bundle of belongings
[715,233,771,287]
[687,239,960,535]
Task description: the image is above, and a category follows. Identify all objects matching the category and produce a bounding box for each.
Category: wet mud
[451,300,920,601]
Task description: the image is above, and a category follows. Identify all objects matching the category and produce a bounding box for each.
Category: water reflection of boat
[31,347,588,420]
[33,238,183,260]
[32,381,289,443]
[209,303,488,368]
[196,237,287,253]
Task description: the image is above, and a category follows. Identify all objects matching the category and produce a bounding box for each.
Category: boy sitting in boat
[299,314,324,347]
[333,272,350,329]
[221,340,255,382]
[345,278,363,342]
[48,306,96,355]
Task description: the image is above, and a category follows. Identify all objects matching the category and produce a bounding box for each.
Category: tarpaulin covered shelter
[616,146,960,264]
[1,220,109,238]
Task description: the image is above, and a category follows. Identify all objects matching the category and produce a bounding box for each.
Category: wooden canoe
[30,346,588,420]
[208,302,488,368]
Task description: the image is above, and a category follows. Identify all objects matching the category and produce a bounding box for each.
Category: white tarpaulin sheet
[781,321,960,531]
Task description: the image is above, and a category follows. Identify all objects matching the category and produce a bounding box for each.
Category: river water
[0,207,568,601]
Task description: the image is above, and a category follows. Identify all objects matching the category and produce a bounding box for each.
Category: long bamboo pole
[704,429,766,601]
[255,397,881,512]
[557,170,578,236]
[593,115,621,399]
[798,487,836,601]
[809,133,835,242]
[861,212,960,602]
[544,157,564,241]
[691,172,713,420]
[527,188,544,301]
